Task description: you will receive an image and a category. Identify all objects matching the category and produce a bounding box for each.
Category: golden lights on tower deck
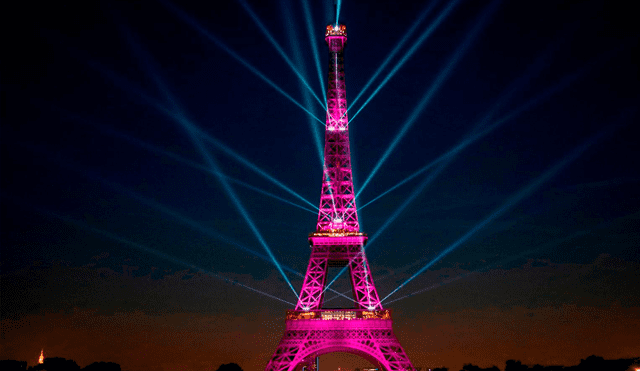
[286,309,391,320]
[309,230,366,238]
[325,24,347,37]
[38,349,44,364]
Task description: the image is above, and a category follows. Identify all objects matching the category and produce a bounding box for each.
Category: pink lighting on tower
[317,24,358,234]
[264,23,416,371]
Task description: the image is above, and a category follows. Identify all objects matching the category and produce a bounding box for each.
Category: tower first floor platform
[265,309,415,371]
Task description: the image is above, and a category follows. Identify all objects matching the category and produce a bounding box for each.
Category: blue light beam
[369,159,452,246]
[349,0,442,110]
[161,0,324,126]
[358,42,608,211]
[93,172,356,302]
[87,61,319,212]
[81,224,295,305]
[282,0,324,165]
[237,0,326,109]
[13,142,309,296]
[194,126,319,210]
[45,103,319,215]
[384,231,589,305]
[102,124,319,214]
[302,0,326,107]
[37,206,296,306]
[321,158,451,298]
[381,128,612,303]
[349,0,463,123]
[88,156,351,303]
[161,107,300,301]
[118,26,300,300]
[29,94,360,303]
[356,0,499,198]
[120,23,320,211]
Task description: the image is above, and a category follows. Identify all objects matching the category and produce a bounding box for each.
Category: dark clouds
[2,254,639,370]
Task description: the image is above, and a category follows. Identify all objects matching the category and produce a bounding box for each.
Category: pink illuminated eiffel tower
[264,24,415,371]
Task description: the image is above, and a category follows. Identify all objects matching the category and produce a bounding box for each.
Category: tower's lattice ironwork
[265,24,415,371]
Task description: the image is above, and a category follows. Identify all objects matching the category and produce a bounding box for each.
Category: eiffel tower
[264,23,415,371]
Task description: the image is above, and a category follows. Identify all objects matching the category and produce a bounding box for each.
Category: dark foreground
[1,355,638,371]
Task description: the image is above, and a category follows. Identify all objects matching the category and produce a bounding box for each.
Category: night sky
[2,0,639,370]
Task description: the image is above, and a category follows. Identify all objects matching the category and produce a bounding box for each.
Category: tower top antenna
[334,0,341,27]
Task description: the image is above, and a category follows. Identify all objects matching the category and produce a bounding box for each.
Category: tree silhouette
[576,355,606,370]
[215,363,243,371]
[0,360,27,371]
[505,360,527,371]
[82,361,122,371]
[461,364,500,371]
[31,357,80,371]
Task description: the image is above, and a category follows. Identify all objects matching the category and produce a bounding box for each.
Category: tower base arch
[265,310,415,371]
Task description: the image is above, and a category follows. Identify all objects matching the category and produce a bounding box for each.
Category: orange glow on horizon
[38,349,44,364]
[2,302,637,371]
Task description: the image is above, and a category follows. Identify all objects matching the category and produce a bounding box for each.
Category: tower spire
[317,24,359,232]
[300,23,381,312]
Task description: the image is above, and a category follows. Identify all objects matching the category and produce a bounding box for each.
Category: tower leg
[295,252,328,310]
[349,250,382,310]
